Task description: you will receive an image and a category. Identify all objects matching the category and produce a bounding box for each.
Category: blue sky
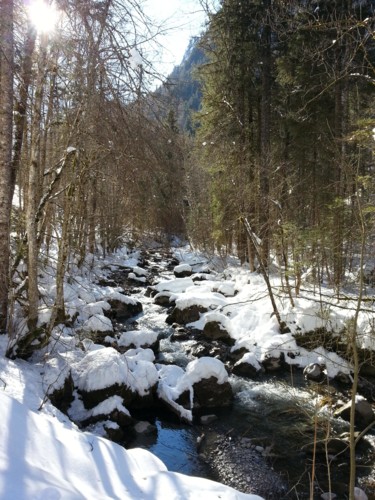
[143,0,208,75]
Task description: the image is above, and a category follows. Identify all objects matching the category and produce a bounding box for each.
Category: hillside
[154,36,205,133]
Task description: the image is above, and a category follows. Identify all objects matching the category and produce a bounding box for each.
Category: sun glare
[28,0,59,34]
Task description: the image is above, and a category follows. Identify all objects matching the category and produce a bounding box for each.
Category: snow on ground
[172,248,373,378]
[0,334,262,500]
[0,242,374,499]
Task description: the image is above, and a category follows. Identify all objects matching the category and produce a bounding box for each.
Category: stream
[117,250,375,499]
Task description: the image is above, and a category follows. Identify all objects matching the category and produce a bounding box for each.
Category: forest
[0,1,374,499]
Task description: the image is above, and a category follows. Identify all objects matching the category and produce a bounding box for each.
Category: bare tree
[0,0,14,331]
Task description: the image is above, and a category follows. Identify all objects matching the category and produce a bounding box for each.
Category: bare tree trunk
[12,26,36,204]
[47,161,76,336]
[0,0,14,331]
[25,38,48,332]
[259,0,272,265]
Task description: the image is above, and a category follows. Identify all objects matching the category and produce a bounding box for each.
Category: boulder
[145,286,157,298]
[303,363,325,382]
[188,341,230,362]
[166,305,208,325]
[106,297,143,321]
[48,371,74,415]
[104,422,125,443]
[262,355,284,372]
[134,421,157,435]
[202,320,234,346]
[174,263,192,278]
[232,353,263,378]
[200,414,218,425]
[334,396,375,430]
[191,376,233,410]
[154,292,175,307]
[170,328,191,341]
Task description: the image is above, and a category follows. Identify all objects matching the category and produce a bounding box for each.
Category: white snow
[133,266,148,276]
[154,277,195,293]
[90,395,130,417]
[156,357,229,422]
[2,241,374,499]
[174,263,192,274]
[185,357,229,385]
[83,314,113,333]
[104,289,138,305]
[128,272,147,282]
[73,347,158,396]
[118,329,158,348]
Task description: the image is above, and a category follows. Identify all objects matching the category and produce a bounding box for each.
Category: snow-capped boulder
[81,395,134,429]
[166,304,208,325]
[232,353,263,379]
[174,263,192,278]
[303,363,325,382]
[190,375,233,411]
[334,396,375,430]
[214,281,236,297]
[177,358,233,412]
[117,330,159,353]
[105,293,143,321]
[157,358,233,422]
[202,318,234,346]
[154,277,195,294]
[153,291,175,307]
[83,314,113,335]
[74,348,158,411]
[134,421,157,435]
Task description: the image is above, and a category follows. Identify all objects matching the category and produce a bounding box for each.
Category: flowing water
[123,262,375,499]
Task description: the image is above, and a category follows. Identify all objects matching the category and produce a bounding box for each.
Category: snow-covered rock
[232,353,263,378]
[73,347,158,410]
[83,314,113,334]
[157,358,232,422]
[174,263,193,278]
[117,329,159,352]
[105,293,143,320]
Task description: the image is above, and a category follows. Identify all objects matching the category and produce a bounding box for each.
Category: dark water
[129,363,375,499]
[129,418,211,478]
[124,298,375,498]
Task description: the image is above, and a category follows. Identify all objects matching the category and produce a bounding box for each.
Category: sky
[142,0,209,75]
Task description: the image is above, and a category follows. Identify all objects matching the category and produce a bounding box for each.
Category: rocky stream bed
[49,247,375,499]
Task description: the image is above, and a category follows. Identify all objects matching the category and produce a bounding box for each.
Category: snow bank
[0,390,264,499]
[174,291,227,311]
